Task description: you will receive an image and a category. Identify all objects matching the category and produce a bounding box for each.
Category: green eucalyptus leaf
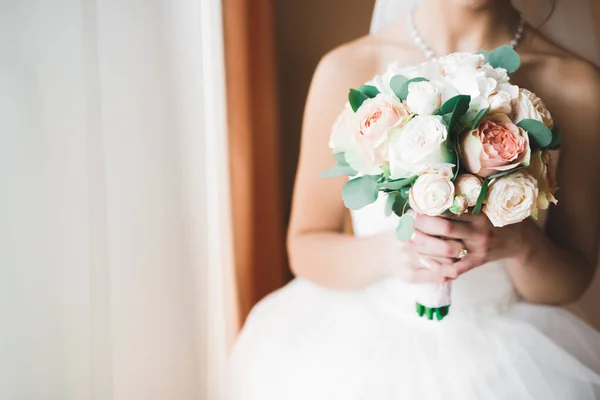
[342,175,379,210]
[472,178,490,215]
[517,119,553,149]
[358,85,380,98]
[486,45,521,73]
[392,193,410,217]
[333,152,349,166]
[437,95,470,116]
[548,128,562,150]
[384,192,399,217]
[377,175,419,191]
[398,77,429,102]
[396,214,415,242]
[471,107,489,130]
[319,164,357,178]
[390,75,408,99]
[348,89,369,112]
[400,186,410,200]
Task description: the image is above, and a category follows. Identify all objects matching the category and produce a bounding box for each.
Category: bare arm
[503,63,600,304]
[287,44,447,289]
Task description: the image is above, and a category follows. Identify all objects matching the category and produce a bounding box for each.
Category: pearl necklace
[408,11,525,60]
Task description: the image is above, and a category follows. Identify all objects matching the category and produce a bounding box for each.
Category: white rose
[513,88,554,129]
[487,90,513,115]
[388,115,452,179]
[438,53,484,76]
[483,171,539,227]
[454,174,483,207]
[406,81,442,115]
[409,168,455,216]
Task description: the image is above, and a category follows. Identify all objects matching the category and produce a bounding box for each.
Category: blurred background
[1,0,599,399]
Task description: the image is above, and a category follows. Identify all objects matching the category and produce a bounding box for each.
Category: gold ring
[458,245,468,259]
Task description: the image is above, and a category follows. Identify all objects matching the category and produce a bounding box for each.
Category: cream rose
[461,113,531,178]
[438,53,484,76]
[487,90,513,115]
[454,174,483,207]
[528,150,558,209]
[409,168,455,216]
[388,115,452,179]
[406,81,442,115]
[483,171,539,227]
[513,88,554,129]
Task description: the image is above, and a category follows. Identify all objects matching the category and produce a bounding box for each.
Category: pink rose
[528,150,558,209]
[355,94,411,166]
[461,113,531,178]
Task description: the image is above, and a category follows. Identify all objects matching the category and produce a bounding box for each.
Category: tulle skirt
[228,277,600,400]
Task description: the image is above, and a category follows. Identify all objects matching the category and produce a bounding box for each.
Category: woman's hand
[409,212,528,279]
[374,231,455,284]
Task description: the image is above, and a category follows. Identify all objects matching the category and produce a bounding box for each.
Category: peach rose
[528,150,558,209]
[483,171,539,227]
[461,113,531,178]
[354,94,411,165]
[329,94,411,175]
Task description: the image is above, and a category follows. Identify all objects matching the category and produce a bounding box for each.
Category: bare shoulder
[518,28,600,109]
[313,25,419,91]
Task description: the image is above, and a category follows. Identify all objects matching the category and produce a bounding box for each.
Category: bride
[228,0,600,398]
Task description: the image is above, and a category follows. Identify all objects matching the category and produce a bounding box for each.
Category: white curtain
[0,0,230,399]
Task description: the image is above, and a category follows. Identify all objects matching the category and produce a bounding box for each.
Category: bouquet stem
[413,281,452,321]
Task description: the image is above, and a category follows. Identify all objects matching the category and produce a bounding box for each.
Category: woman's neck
[413,0,521,56]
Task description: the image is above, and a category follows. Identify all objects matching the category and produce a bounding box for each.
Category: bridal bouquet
[321,46,560,321]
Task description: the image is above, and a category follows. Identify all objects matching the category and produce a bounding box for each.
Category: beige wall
[274,0,373,250]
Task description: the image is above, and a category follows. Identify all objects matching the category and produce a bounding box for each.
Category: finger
[410,229,465,259]
[413,214,478,240]
[452,256,486,276]
[414,255,458,279]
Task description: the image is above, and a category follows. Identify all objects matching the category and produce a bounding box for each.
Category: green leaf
[397,77,429,102]
[517,119,553,149]
[471,107,489,130]
[531,208,539,221]
[342,176,379,210]
[436,95,471,132]
[472,178,490,215]
[319,164,357,178]
[486,45,521,73]
[392,194,410,217]
[348,89,369,112]
[548,128,562,150]
[333,152,349,166]
[358,85,380,98]
[396,214,415,242]
[377,175,418,191]
[390,75,408,99]
[400,186,410,200]
[384,192,398,217]
[437,95,470,116]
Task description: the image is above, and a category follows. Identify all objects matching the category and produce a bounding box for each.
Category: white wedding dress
[228,193,600,399]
